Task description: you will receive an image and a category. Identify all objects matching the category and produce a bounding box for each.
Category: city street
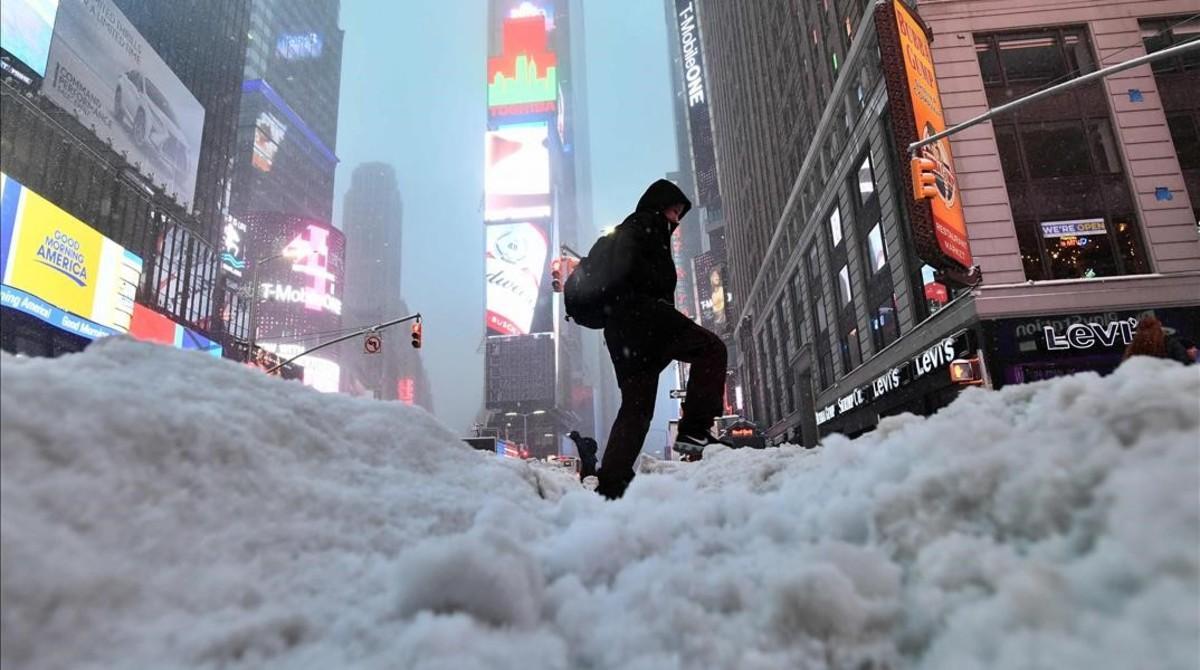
[1,338,1196,668]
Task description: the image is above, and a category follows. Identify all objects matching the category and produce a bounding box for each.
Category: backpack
[563,232,617,329]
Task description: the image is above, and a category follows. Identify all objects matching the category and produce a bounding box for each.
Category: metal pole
[909,38,1200,155]
[266,312,421,375]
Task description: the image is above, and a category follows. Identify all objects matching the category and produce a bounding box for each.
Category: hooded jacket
[607,179,693,305]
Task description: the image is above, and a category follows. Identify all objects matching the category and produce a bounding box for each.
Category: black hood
[635,179,692,220]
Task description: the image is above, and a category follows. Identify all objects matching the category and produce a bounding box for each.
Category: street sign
[364,333,382,354]
[669,389,687,399]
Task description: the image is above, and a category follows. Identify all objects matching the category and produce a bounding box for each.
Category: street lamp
[504,409,546,453]
[247,251,288,356]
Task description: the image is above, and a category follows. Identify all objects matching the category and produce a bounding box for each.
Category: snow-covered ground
[2,338,1197,670]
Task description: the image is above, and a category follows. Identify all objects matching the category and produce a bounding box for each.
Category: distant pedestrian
[1123,316,1191,364]
[567,431,598,480]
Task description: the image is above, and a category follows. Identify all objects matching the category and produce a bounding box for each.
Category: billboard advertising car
[485,122,551,221]
[0,172,142,340]
[486,220,553,336]
[0,0,59,78]
[42,0,205,210]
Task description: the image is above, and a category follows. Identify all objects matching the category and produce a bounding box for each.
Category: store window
[871,294,901,351]
[976,28,1150,280]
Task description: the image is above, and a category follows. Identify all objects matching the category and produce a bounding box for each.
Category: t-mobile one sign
[261,224,342,315]
[676,2,706,107]
[674,0,721,211]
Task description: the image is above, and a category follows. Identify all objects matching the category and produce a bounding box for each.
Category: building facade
[694,0,1199,445]
[1,0,248,358]
[232,0,345,382]
[340,162,434,410]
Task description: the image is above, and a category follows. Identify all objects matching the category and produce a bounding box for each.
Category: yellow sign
[893,0,973,268]
[1,173,141,332]
[6,184,104,318]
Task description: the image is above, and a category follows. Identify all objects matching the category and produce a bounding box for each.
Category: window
[1167,114,1200,169]
[871,295,900,351]
[977,28,1149,280]
[841,326,862,372]
[828,206,843,247]
[837,265,852,306]
[920,265,948,315]
[1143,18,1200,221]
[866,224,886,273]
[856,154,876,203]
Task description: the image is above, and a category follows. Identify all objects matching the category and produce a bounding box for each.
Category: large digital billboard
[691,250,730,336]
[0,0,59,77]
[673,0,721,211]
[486,221,553,336]
[485,122,551,221]
[0,172,141,339]
[488,15,556,117]
[875,0,973,271]
[42,0,205,210]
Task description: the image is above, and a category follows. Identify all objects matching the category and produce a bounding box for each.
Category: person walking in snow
[567,430,598,480]
[595,179,728,499]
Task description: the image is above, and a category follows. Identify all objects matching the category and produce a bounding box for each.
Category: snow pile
[2,338,1197,670]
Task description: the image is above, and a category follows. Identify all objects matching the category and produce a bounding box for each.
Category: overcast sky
[334,0,679,434]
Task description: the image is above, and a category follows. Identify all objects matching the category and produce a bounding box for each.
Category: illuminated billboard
[691,250,730,336]
[276,32,323,60]
[252,111,288,172]
[485,123,551,221]
[221,214,247,277]
[488,15,556,117]
[673,0,721,211]
[0,172,142,339]
[486,221,552,336]
[0,0,59,77]
[128,303,222,357]
[43,0,205,210]
[244,213,345,344]
[875,0,973,271]
[260,341,340,393]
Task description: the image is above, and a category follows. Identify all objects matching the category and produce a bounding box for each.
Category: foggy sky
[334,0,679,434]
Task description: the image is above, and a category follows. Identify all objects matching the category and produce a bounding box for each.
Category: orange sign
[893,0,972,268]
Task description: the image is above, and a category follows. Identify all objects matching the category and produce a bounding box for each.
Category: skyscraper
[231,0,346,385]
[339,162,434,409]
[482,0,596,458]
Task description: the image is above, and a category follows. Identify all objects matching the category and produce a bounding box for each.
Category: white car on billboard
[113,69,190,189]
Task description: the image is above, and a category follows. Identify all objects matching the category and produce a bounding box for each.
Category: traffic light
[551,257,564,292]
[910,156,939,201]
[411,321,422,349]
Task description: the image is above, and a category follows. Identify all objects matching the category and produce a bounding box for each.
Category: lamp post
[504,409,546,454]
[247,251,288,357]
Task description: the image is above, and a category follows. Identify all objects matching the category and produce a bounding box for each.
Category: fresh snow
[2,337,1197,670]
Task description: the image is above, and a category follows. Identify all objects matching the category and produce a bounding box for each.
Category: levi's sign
[816,333,967,426]
[1044,318,1138,351]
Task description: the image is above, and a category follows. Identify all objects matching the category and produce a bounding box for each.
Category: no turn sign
[364,333,383,354]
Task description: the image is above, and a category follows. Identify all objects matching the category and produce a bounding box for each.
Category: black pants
[598,298,727,498]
